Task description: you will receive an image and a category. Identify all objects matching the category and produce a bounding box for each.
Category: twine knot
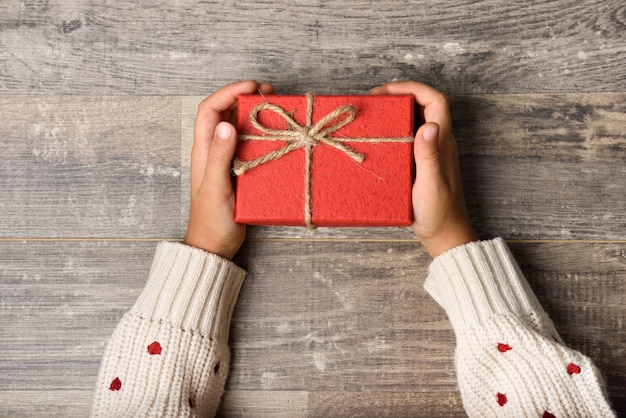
[233,93,365,179]
[300,128,315,145]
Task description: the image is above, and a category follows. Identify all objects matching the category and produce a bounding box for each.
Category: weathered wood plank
[0,391,91,418]
[308,392,465,417]
[0,97,182,238]
[454,93,626,162]
[0,0,624,95]
[0,241,156,394]
[0,241,624,415]
[463,159,626,240]
[218,390,308,417]
[456,94,626,239]
[229,241,456,392]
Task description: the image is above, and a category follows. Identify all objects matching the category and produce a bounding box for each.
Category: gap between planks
[0,238,625,244]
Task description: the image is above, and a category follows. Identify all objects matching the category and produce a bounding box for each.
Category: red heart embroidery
[148,341,162,355]
[109,377,122,391]
[496,392,507,406]
[543,412,556,418]
[567,363,581,375]
[497,343,512,352]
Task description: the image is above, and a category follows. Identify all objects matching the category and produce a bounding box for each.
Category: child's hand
[184,80,275,259]
[371,81,477,257]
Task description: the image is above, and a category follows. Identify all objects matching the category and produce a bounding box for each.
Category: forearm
[91,241,246,417]
[425,238,615,417]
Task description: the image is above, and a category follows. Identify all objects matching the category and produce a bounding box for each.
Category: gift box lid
[234,93,415,228]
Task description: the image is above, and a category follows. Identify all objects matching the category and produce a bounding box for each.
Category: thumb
[204,121,238,189]
[414,122,440,169]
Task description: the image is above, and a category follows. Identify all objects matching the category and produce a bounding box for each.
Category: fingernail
[216,122,233,140]
[423,124,439,141]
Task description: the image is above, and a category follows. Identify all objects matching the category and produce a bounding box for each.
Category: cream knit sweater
[91,242,246,417]
[91,239,615,417]
[425,238,615,417]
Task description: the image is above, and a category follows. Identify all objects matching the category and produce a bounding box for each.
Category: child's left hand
[184,80,275,259]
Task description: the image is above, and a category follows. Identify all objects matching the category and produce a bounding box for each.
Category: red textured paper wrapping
[235,94,414,227]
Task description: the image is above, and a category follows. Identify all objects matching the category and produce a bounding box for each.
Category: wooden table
[1,0,624,415]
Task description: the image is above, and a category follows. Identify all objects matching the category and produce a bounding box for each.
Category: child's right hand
[370,81,477,258]
[184,80,274,259]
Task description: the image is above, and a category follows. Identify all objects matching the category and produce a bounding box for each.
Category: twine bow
[234,93,413,229]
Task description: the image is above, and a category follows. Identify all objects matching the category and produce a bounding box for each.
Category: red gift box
[234,93,414,228]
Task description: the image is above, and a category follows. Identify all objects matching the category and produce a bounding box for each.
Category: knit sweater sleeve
[424,238,615,417]
[91,241,246,418]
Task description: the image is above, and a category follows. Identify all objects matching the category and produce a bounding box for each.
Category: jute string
[233,93,413,229]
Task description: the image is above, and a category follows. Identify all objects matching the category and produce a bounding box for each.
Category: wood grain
[0,96,182,238]
[308,392,465,417]
[0,391,91,418]
[0,0,624,95]
[453,93,626,162]
[0,241,155,394]
[229,241,455,393]
[218,390,308,417]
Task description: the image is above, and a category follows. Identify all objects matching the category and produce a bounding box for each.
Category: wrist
[422,227,478,258]
[183,234,241,260]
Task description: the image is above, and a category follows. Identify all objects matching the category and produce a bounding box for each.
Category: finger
[195,80,260,146]
[227,82,276,125]
[203,121,238,193]
[197,81,275,129]
[191,80,265,192]
[414,122,441,172]
[258,83,275,95]
[370,81,451,136]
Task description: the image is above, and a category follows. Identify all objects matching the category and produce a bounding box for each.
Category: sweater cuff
[131,241,246,343]
[424,238,552,336]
